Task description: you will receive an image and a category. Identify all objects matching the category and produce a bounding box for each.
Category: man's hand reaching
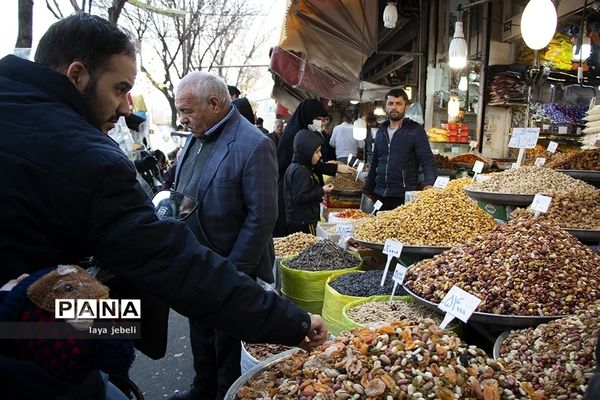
[298,314,328,351]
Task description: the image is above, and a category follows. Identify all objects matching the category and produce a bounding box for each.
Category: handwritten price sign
[433,176,450,189]
[438,285,481,328]
[380,239,404,286]
[508,128,540,149]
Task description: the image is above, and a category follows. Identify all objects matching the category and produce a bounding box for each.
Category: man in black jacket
[0,13,326,399]
[364,88,437,211]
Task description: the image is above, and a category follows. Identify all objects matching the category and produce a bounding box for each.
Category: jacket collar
[0,55,92,123]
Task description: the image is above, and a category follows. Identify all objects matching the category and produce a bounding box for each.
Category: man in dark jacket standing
[0,14,326,400]
[364,88,437,211]
[170,71,279,400]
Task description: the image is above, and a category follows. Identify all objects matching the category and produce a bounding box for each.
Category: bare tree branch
[46,0,64,19]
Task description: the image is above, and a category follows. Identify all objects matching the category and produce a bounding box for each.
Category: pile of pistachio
[404,215,600,316]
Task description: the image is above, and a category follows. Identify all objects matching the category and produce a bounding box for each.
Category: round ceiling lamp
[353,117,367,140]
[383,2,398,29]
[520,0,557,50]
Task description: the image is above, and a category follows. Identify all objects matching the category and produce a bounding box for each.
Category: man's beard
[388,111,404,121]
[81,75,107,131]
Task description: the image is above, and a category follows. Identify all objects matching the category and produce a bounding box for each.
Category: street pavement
[129,310,195,400]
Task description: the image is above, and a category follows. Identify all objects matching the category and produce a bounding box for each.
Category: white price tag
[508,127,540,149]
[433,176,450,189]
[432,149,440,155]
[380,239,404,286]
[383,239,404,258]
[371,200,383,215]
[542,124,550,131]
[530,194,552,214]
[355,162,365,180]
[534,157,546,166]
[547,141,558,153]
[392,264,407,284]
[438,285,482,327]
[511,162,519,170]
[451,146,460,154]
[335,224,353,237]
[558,126,568,135]
[469,141,478,151]
[347,154,353,165]
[472,161,484,174]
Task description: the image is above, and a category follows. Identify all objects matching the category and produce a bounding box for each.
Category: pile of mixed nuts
[236,320,530,399]
[346,300,443,327]
[274,232,317,258]
[499,301,600,398]
[404,215,600,316]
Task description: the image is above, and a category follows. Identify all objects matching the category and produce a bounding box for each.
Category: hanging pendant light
[383,2,398,29]
[521,0,557,50]
[448,95,460,120]
[353,117,367,140]
[458,76,468,91]
[448,21,468,69]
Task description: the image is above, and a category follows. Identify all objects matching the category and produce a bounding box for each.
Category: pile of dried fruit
[547,148,600,170]
[354,179,497,246]
[466,166,596,195]
[332,209,370,220]
[451,153,490,166]
[511,190,600,230]
[327,173,365,192]
[404,215,600,316]
[244,343,294,361]
[435,154,455,170]
[499,301,600,398]
[286,239,360,271]
[274,232,317,258]
[236,320,530,399]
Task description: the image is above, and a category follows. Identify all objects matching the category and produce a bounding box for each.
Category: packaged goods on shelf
[487,71,527,104]
[404,215,600,316]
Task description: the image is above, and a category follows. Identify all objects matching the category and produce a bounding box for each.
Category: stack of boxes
[447,122,470,143]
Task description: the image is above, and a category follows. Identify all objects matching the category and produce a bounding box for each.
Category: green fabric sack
[340,295,415,331]
[279,252,362,306]
[321,273,364,335]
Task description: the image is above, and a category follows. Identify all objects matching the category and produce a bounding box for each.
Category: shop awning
[271,0,390,102]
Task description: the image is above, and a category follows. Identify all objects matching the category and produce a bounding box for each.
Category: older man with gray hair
[169,71,326,400]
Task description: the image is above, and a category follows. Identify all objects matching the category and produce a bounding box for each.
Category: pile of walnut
[546,148,600,170]
[236,320,531,400]
[353,179,497,246]
[499,301,600,399]
[404,215,600,316]
[511,190,600,230]
[466,166,596,195]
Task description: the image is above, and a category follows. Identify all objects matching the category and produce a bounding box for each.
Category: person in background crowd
[274,98,355,236]
[284,129,334,234]
[227,85,240,100]
[364,88,437,211]
[169,71,280,400]
[316,114,336,163]
[0,13,327,400]
[330,111,365,163]
[267,118,284,147]
[255,117,269,134]
[231,97,255,124]
[364,115,379,163]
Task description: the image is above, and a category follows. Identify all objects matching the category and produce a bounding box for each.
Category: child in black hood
[283,129,334,234]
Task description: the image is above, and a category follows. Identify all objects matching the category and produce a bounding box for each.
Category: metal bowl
[352,238,450,256]
[463,187,535,206]
[492,330,511,360]
[563,228,600,243]
[402,285,566,328]
[224,348,304,400]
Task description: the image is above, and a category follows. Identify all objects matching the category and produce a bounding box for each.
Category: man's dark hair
[34,13,135,78]
[227,85,241,97]
[385,88,409,103]
[256,117,264,125]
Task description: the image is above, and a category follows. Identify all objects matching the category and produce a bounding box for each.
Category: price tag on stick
[389,264,408,302]
[381,239,404,286]
[438,285,482,328]
[347,154,353,165]
[547,141,558,153]
[534,157,546,166]
[353,158,360,168]
[433,176,450,189]
[530,194,552,217]
[355,162,365,181]
[469,141,478,152]
[371,200,383,215]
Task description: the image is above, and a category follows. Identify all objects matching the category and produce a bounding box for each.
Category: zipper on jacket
[384,136,391,197]
[402,170,406,188]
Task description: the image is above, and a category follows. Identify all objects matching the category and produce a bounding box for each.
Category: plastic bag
[107,116,135,158]
[405,101,424,125]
